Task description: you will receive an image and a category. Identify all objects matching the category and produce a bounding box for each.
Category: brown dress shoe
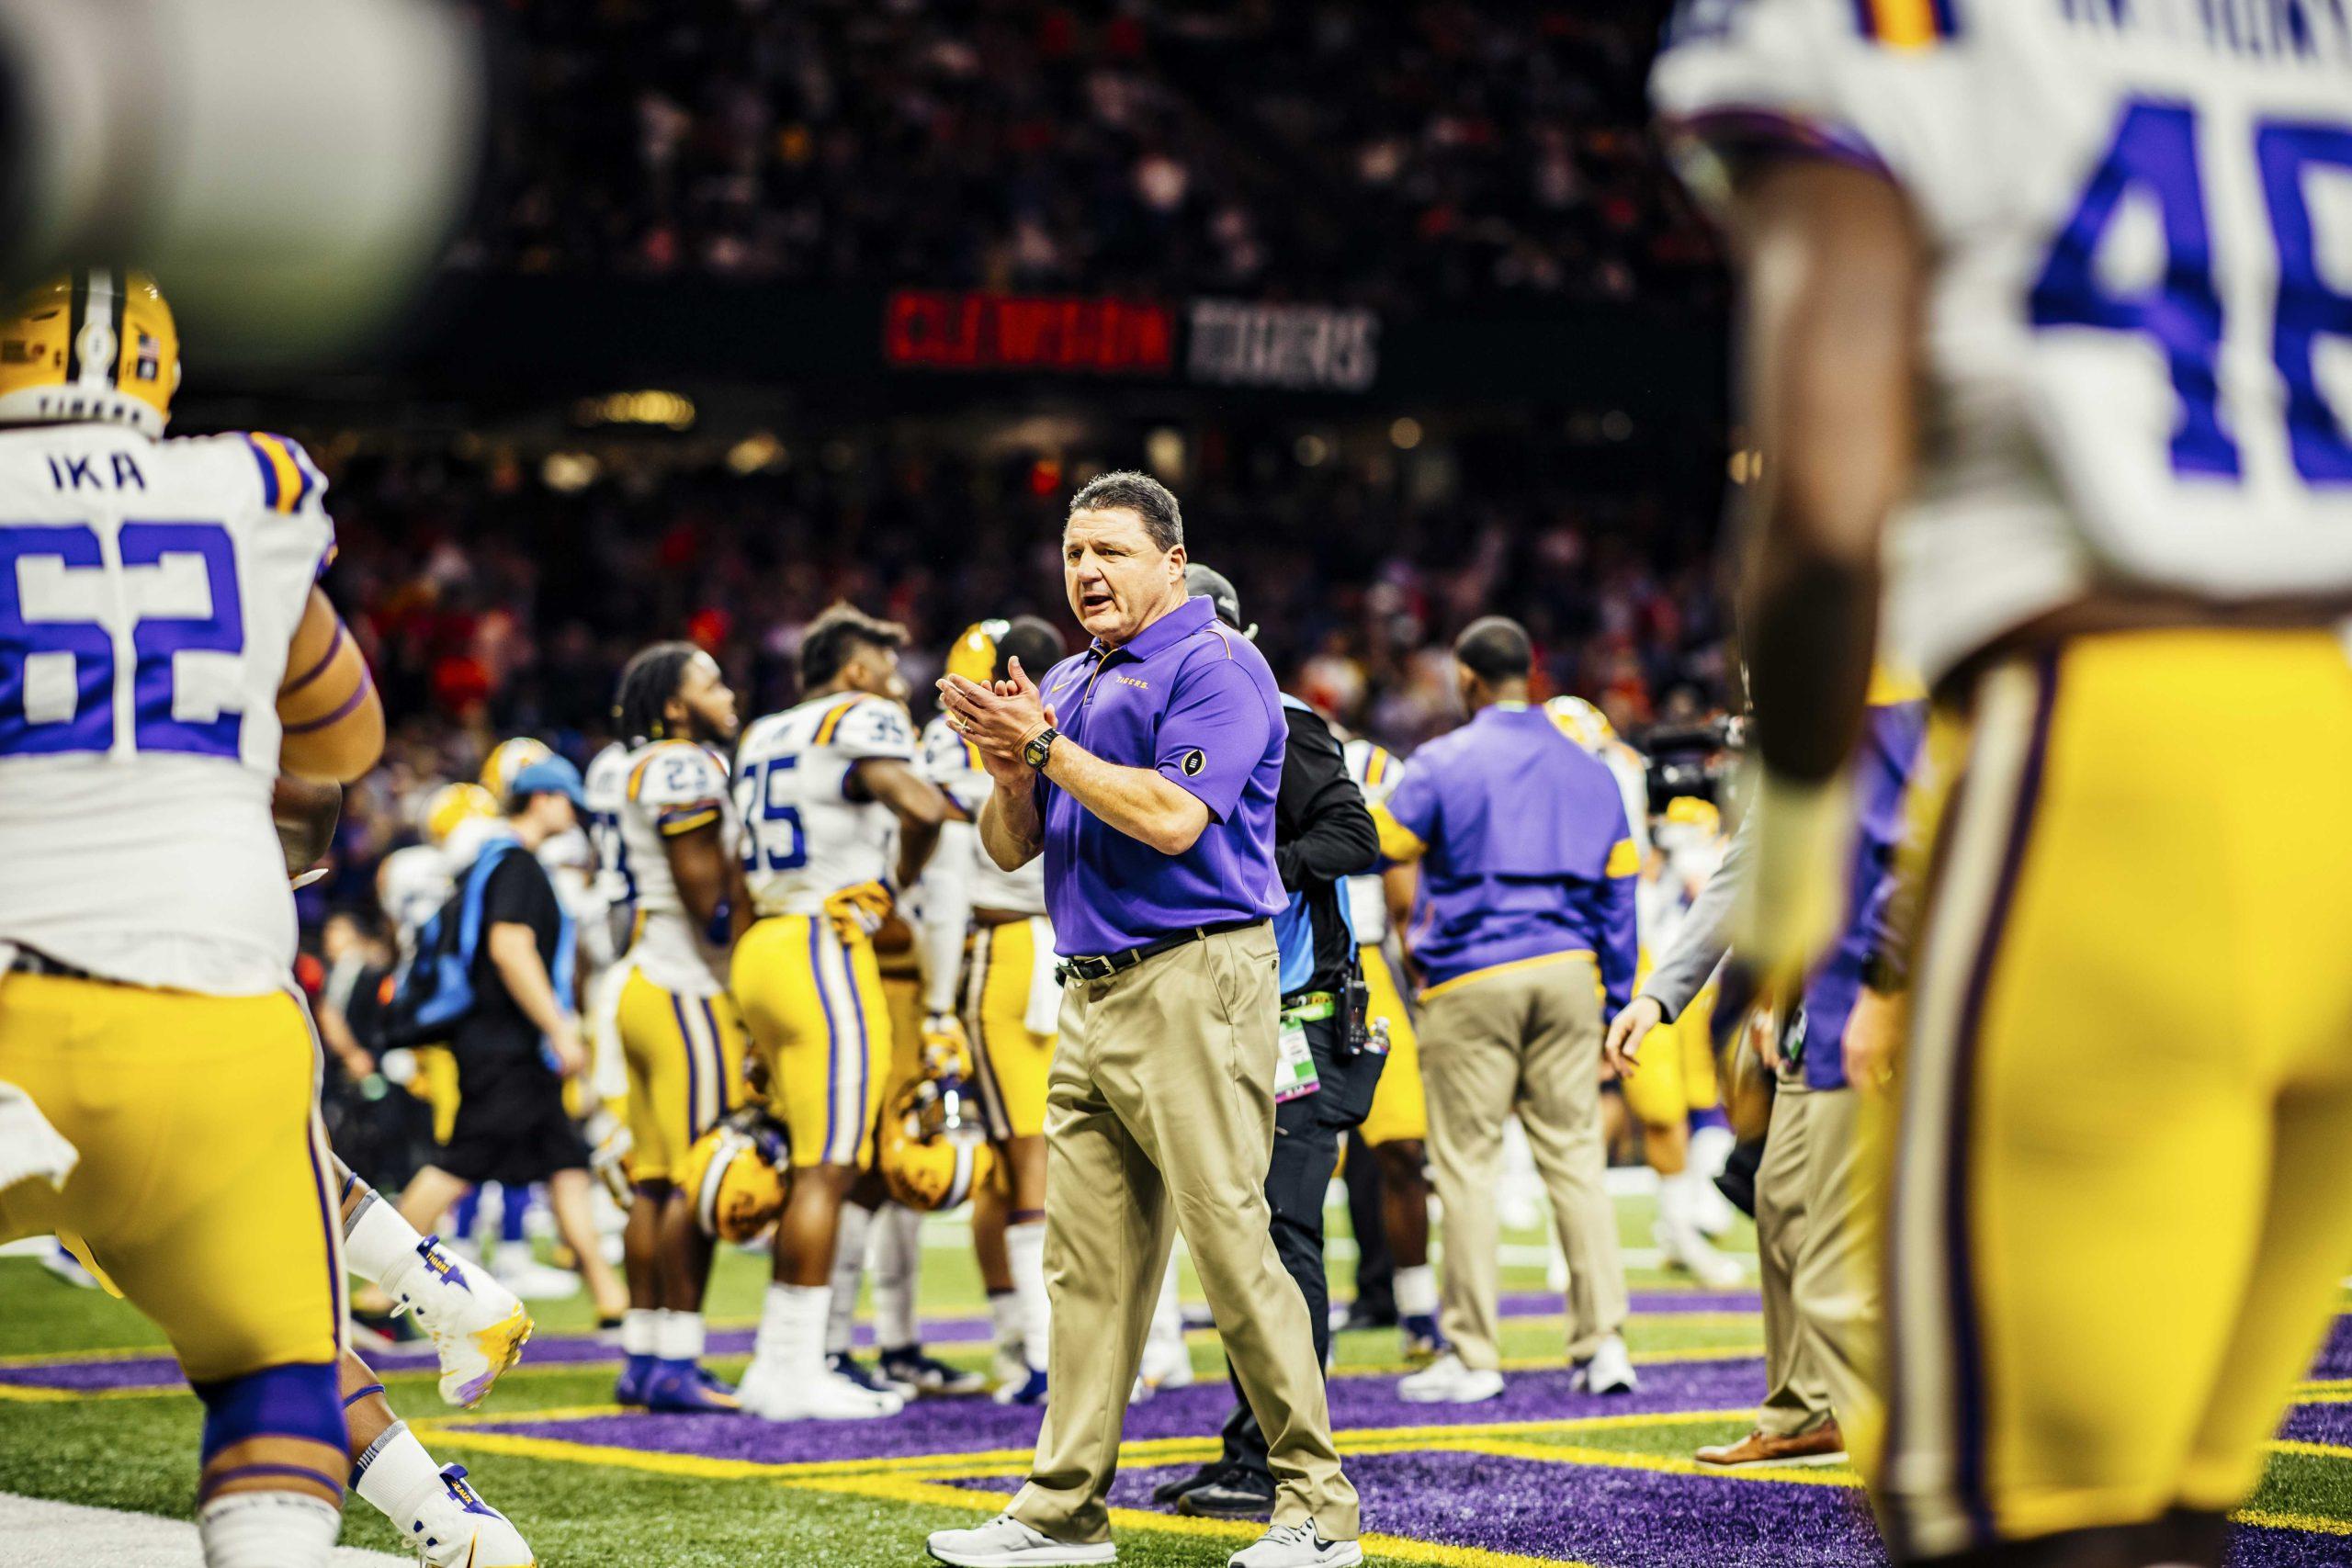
[1694,1422,1848,1468]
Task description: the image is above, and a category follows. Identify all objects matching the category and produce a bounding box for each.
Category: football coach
[925,472,1361,1568]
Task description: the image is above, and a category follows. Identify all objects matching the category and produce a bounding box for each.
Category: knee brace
[192,1361,347,1500]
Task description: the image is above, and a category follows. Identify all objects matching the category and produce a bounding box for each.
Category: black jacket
[1274,702,1377,997]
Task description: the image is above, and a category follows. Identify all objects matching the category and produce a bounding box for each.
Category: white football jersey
[918,714,1047,917]
[583,740,634,916]
[379,843,455,959]
[1341,737,1402,946]
[735,692,917,918]
[0,424,334,994]
[1653,0,2352,681]
[615,739,734,996]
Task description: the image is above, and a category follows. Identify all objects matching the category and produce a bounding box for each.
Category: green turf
[4,1202,2346,1567]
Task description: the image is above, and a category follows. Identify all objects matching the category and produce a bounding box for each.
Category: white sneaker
[1227,1519,1362,1568]
[926,1512,1114,1565]
[739,1363,905,1421]
[491,1254,583,1302]
[390,1238,533,1408]
[1396,1352,1504,1404]
[1657,1214,1746,1290]
[1130,1337,1193,1404]
[413,1463,536,1567]
[1572,1334,1638,1395]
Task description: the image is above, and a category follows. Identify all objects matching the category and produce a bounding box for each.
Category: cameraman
[1154,565,1385,1521]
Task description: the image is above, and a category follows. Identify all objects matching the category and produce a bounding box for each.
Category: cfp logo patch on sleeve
[1181,749,1206,777]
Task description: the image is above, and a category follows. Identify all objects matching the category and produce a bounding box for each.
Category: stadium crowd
[461,0,1722,310]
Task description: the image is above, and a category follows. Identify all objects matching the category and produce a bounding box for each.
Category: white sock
[653,1308,706,1362]
[751,1282,831,1384]
[824,1205,874,1357]
[345,1193,430,1289]
[493,1239,536,1277]
[1006,1219,1050,1372]
[198,1491,341,1568]
[1396,1263,1439,1318]
[352,1418,444,1527]
[871,1202,921,1351]
[1145,1258,1184,1368]
[620,1307,659,1358]
[989,1291,1024,1358]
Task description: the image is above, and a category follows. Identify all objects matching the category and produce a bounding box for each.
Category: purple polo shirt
[1034,594,1286,956]
[1797,697,1926,1089]
[1379,703,1639,1010]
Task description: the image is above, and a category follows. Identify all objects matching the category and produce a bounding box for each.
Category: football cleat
[1571,1335,1639,1396]
[390,1235,532,1408]
[643,1359,741,1414]
[1400,1313,1448,1361]
[413,1464,535,1568]
[739,1363,904,1421]
[614,1353,654,1409]
[1397,1352,1503,1404]
[829,1349,913,1396]
[994,1367,1049,1407]
[880,1346,989,1397]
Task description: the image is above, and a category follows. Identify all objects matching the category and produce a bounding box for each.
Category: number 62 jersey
[0,423,334,994]
[1652,0,2352,682]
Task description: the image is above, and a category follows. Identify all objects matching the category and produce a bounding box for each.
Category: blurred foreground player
[1656,5,2352,1562]
[0,271,381,1568]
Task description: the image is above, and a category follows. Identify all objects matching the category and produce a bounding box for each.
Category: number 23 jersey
[1652,0,2352,682]
[0,424,334,994]
[734,693,917,918]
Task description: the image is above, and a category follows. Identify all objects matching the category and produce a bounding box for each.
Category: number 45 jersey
[0,423,334,994]
[1653,0,2352,682]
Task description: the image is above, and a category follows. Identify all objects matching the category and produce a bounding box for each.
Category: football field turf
[6,1199,2352,1567]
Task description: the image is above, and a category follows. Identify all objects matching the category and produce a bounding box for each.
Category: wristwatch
[1023,726,1059,771]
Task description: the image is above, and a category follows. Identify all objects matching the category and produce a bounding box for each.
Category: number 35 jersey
[734,693,917,919]
[0,423,335,994]
[1653,0,2352,682]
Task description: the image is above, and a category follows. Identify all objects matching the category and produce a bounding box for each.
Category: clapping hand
[937,657,1057,786]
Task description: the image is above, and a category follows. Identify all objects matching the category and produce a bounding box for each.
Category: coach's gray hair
[1068,470,1183,554]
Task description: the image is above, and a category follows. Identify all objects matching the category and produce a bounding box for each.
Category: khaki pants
[1008,924,1358,1544]
[1420,953,1628,1368]
[1754,1077,1833,1437]
[1794,1086,1880,1436]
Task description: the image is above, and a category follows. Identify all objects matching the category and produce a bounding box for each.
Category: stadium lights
[541,451,600,492]
[1389,417,1423,450]
[1727,448,1765,485]
[1146,426,1185,481]
[727,433,788,475]
[1295,433,1330,467]
[574,389,696,430]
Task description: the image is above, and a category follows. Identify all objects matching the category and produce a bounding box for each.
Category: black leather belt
[1054,919,1263,986]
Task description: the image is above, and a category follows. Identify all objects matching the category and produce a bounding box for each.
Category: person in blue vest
[1152,563,1385,1522]
[396,756,623,1319]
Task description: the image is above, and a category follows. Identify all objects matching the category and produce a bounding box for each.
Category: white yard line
[0,1494,406,1566]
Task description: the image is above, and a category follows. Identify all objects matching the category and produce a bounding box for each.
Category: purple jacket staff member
[1372,616,1641,1407]
[925,472,1361,1568]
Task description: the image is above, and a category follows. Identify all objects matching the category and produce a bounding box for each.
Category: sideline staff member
[927,473,1361,1568]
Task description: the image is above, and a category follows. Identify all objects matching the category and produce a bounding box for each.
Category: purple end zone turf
[936,1450,1889,1567]
[465,1359,1767,1467]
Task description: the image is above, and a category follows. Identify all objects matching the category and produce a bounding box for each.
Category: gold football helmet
[879,1075,994,1213]
[423,782,500,847]
[679,1111,791,1244]
[1544,694,1617,754]
[0,270,179,437]
[481,737,555,802]
[944,620,1011,688]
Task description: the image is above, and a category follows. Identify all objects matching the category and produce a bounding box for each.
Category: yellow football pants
[615,967,748,1184]
[732,915,891,1169]
[1355,943,1426,1147]
[967,917,1058,1142]
[1874,629,2352,1558]
[0,976,344,1383]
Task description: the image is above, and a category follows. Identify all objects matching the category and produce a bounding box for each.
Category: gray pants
[1419,953,1629,1368]
[1007,924,1358,1544]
